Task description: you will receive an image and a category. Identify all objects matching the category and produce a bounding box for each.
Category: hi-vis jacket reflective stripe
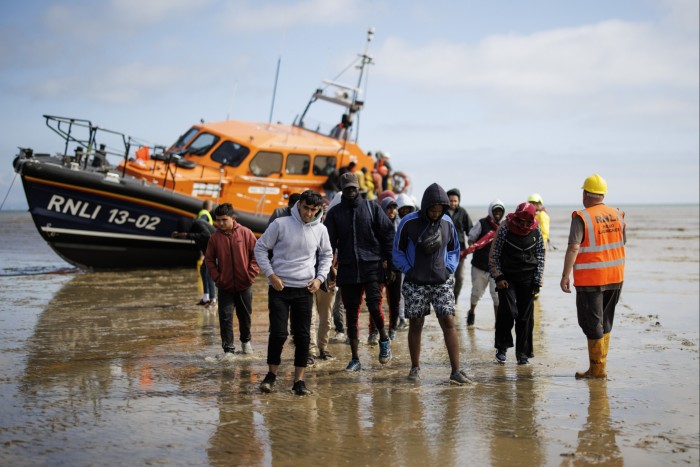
[573,204,625,287]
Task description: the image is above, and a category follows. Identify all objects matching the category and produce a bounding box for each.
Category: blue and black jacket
[392,183,460,285]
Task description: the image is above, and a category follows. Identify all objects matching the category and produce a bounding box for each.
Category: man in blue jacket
[393,183,471,384]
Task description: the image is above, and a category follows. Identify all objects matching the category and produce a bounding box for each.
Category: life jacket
[198,209,213,225]
[573,204,625,287]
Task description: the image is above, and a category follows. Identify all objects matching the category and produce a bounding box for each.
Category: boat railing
[42,115,184,189]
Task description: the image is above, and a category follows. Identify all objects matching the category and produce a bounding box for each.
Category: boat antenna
[352,27,375,142]
[268,56,282,124]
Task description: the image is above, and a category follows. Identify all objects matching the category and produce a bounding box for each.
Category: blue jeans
[200,261,216,298]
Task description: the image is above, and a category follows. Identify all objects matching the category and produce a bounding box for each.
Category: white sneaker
[242,341,253,354]
[331,331,346,343]
[213,352,235,362]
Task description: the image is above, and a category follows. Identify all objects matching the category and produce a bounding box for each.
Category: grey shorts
[402,276,456,319]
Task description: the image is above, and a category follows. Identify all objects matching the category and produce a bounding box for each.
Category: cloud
[377,20,697,97]
[32,62,189,104]
[41,0,211,36]
[218,0,367,32]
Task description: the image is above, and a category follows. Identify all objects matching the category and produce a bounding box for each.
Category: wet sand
[0,207,698,466]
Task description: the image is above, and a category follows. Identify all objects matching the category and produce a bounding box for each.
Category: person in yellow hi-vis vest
[527,193,550,249]
[560,174,626,379]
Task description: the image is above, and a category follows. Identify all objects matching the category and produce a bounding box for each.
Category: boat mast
[351,27,375,143]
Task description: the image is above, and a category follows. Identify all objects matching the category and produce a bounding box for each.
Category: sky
[0,0,698,211]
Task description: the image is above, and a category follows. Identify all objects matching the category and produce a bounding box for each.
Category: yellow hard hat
[527,193,543,204]
[582,174,608,195]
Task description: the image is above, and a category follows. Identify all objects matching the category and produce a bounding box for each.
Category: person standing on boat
[205,203,259,358]
[464,200,505,327]
[392,183,470,384]
[560,174,626,379]
[489,202,545,365]
[254,190,333,396]
[445,188,473,305]
[324,172,395,372]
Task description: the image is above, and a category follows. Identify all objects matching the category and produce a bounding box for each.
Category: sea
[0,206,698,466]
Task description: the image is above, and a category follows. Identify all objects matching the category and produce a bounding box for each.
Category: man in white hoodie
[254,190,333,396]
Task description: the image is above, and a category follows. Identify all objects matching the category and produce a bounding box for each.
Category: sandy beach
[0,206,697,466]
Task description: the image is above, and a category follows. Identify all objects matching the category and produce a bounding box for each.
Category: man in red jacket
[205,203,259,358]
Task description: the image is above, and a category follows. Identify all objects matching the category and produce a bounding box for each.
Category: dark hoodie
[324,193,395,285]
[392,183,460,285]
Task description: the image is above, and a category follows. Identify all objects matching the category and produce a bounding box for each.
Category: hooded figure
[392,183,460,285]
[392,183,470,385]
[395,193,416,219]
[488,201,545,365]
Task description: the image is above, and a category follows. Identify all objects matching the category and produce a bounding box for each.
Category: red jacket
[204,223,259,292]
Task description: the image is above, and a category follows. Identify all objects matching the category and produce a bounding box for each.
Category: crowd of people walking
[185,173,625,395]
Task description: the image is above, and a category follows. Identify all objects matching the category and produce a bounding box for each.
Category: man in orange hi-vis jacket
[560,174,626,379]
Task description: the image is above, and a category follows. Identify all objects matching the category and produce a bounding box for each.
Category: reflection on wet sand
[6,235,697,466]
[16,270,555,464]
[562,382,622,466]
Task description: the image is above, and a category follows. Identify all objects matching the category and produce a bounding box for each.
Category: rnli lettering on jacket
[573,204,625,287]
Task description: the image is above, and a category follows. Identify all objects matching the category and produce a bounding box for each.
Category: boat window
[249,151,282,177]
[313,155,337,176]
[186,132,220,156]
[211,141,250,167]
[286,153,310,175]
[172,128,199,149]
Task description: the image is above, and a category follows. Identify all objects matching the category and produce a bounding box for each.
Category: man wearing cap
[561,174,626,379]
[324,172,396,372]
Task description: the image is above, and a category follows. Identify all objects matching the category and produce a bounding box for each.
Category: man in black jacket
[324,172,396,372]
[446,188,473,304]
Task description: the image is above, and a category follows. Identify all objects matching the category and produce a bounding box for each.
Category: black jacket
[187,218,216,253]
[446,188,473,249]
[325,195,395,285]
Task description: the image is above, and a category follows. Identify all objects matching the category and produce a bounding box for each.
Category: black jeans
[267,286,313,368]
[494,279,535,359]
[576,288,621,339]
[341,281,384,341]
[218,286,253,351]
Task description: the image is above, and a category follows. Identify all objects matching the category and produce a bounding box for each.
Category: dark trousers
[332,287,345,333]
[342,281,384,341]
[218,286,253,351]
[495,279,535,358]
[372,275,401,333]
[576,288,621,339]
[266,286,313,368]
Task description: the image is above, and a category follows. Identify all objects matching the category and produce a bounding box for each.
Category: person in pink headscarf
[488,202,546,365]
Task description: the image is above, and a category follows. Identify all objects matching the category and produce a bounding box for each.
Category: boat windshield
[172,128,199,149]
[186,132,219,156]
[211,141,250,167]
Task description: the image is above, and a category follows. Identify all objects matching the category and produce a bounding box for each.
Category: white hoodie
[254,202,333,288]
